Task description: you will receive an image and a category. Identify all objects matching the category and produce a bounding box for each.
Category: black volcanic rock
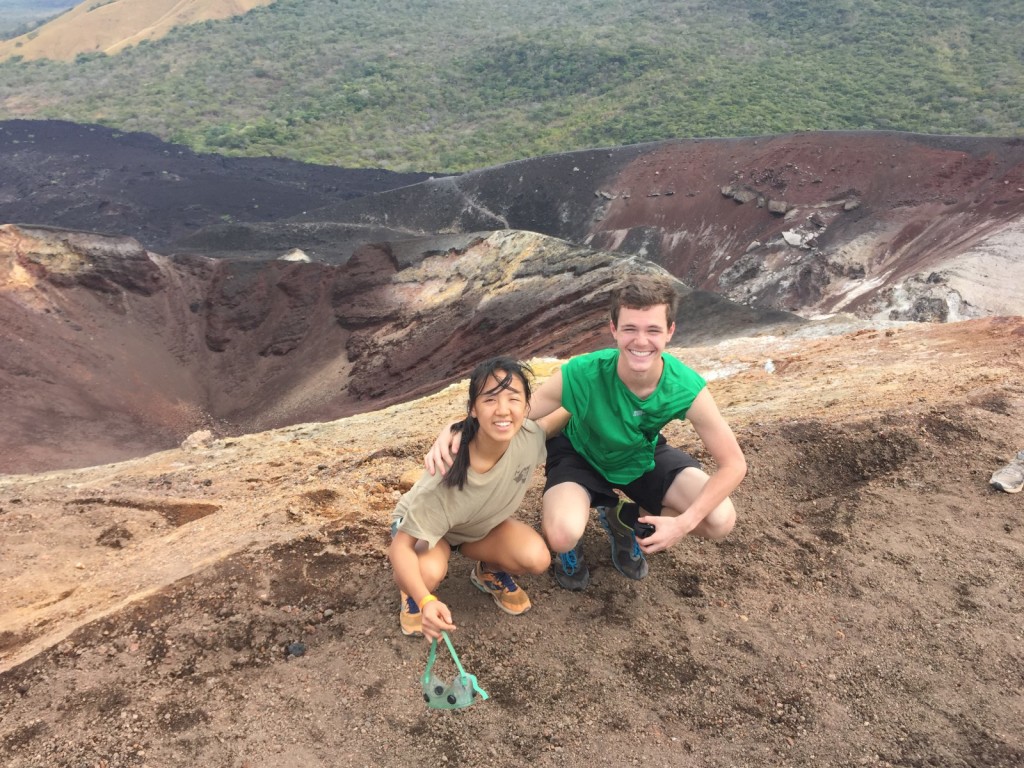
[0,119,437,253]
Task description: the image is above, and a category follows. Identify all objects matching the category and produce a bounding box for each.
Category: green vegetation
[0,0,1021,172]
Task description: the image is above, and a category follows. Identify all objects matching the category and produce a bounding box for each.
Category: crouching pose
[426,274,747,591]
[389,356,568,640]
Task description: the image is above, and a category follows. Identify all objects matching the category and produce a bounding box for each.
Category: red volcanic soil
[591,133,1024,305]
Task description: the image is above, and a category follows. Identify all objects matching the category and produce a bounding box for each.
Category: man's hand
[424,422,462,476]
[421,600,456,641]
[636,514,692,554]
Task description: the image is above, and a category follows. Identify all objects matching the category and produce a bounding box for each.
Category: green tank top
[562,349,706,484]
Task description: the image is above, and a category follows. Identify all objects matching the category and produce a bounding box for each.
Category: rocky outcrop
[0,223,799,473]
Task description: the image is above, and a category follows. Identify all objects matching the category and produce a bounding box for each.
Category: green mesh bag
[420,631,489,710]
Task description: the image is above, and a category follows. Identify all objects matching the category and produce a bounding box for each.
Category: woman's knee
[519,543,551,574]
[418,551,450,587]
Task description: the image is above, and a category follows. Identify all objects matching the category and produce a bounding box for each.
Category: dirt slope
[1,317,1022,767]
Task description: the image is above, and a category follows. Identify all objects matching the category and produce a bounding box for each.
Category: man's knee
[541,484,590,552]
[542,518,586,553]
[664,468,737,541]
[695,499,737,541]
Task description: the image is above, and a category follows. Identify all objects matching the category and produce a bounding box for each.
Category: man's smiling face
[610,304,675,376]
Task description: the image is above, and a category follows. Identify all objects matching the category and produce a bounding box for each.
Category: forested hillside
[0,0,1021,172]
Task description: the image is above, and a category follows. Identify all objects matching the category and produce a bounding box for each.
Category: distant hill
[0,0,75,38]
[0,0,270,60]
[0,1,1021,172]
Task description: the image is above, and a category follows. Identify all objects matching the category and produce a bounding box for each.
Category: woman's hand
[421,600,456,641]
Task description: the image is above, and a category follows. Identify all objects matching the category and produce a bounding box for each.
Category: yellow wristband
[417,594,438,611]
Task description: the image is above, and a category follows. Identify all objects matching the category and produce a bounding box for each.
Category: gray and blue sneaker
[553,545,591,591]
[990,449,1024,494]
[598,501,649,580]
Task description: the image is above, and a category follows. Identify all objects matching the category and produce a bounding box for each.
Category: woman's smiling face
[470,371,528,445]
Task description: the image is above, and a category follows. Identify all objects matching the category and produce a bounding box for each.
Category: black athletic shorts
[543,433,701,514]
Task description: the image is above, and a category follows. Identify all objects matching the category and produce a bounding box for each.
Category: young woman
[389,356,568,641]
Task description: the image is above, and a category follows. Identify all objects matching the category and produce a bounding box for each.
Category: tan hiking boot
[470,563,531,615]
[399,591,423,636]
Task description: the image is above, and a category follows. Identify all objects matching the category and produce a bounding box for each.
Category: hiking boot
[552,545,591,591]
[990,450,1024,493]
[598,500,649,580]
[399,592,423,637]
[470,563,531,615]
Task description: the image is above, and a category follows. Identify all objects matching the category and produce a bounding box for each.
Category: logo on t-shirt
[513,465,531,484]
[633,409,644,418]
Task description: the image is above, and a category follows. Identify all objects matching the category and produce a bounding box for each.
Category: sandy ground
[1,316,1023,767]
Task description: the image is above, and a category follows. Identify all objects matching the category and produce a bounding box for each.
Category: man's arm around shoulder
[529,369,564,421]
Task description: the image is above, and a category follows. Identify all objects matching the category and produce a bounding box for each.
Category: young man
[426,273,746,590]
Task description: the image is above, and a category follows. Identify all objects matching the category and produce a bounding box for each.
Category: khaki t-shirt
[391,419,546,548]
